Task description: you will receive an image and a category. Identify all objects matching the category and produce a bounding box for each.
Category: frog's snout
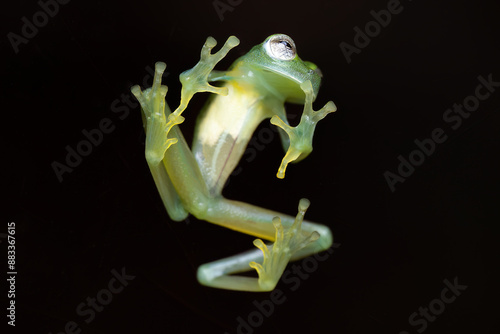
[304,61,323,78]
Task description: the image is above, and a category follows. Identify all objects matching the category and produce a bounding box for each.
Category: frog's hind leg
[131,63,189,221]
[130,36,240,221]
[196,198,333,292]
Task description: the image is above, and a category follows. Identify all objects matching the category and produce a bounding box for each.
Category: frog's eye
[265,34,296,61]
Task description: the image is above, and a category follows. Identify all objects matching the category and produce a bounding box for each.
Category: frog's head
[240,34,323,104]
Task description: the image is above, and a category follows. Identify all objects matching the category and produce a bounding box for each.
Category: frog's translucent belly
[192,82,270,195]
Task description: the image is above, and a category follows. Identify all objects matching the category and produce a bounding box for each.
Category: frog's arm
[271,81,337,178]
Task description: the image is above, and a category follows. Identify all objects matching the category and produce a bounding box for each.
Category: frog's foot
[174,35,240,115]
[249,198,320,291]
[131,62,182,165]
[270,80,337,178]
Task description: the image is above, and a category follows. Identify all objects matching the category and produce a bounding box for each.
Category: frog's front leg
[271,81,337,178]
[176,36,240,115]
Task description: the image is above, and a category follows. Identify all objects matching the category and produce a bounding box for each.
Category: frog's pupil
[280,40,292,49]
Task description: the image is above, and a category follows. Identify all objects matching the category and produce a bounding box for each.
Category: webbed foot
[131,62,179,165]
[175,35,240,114]
[249,198,320,291]
[271,80,336,178]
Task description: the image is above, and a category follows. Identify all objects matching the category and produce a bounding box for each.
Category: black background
[2,0,499,333]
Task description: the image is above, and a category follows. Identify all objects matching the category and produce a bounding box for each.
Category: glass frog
[131,34,337,292]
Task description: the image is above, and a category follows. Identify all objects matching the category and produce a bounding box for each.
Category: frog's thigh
[161,145,333,254]
[202,198,333,255]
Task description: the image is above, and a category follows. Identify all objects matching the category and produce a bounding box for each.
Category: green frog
[131,34,336,291]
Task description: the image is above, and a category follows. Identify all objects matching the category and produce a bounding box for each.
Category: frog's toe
[286,198,320,252]
[204,36,217,50]
[201,36,240,63]
[152,62,167,90]
[131,62,169,120]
